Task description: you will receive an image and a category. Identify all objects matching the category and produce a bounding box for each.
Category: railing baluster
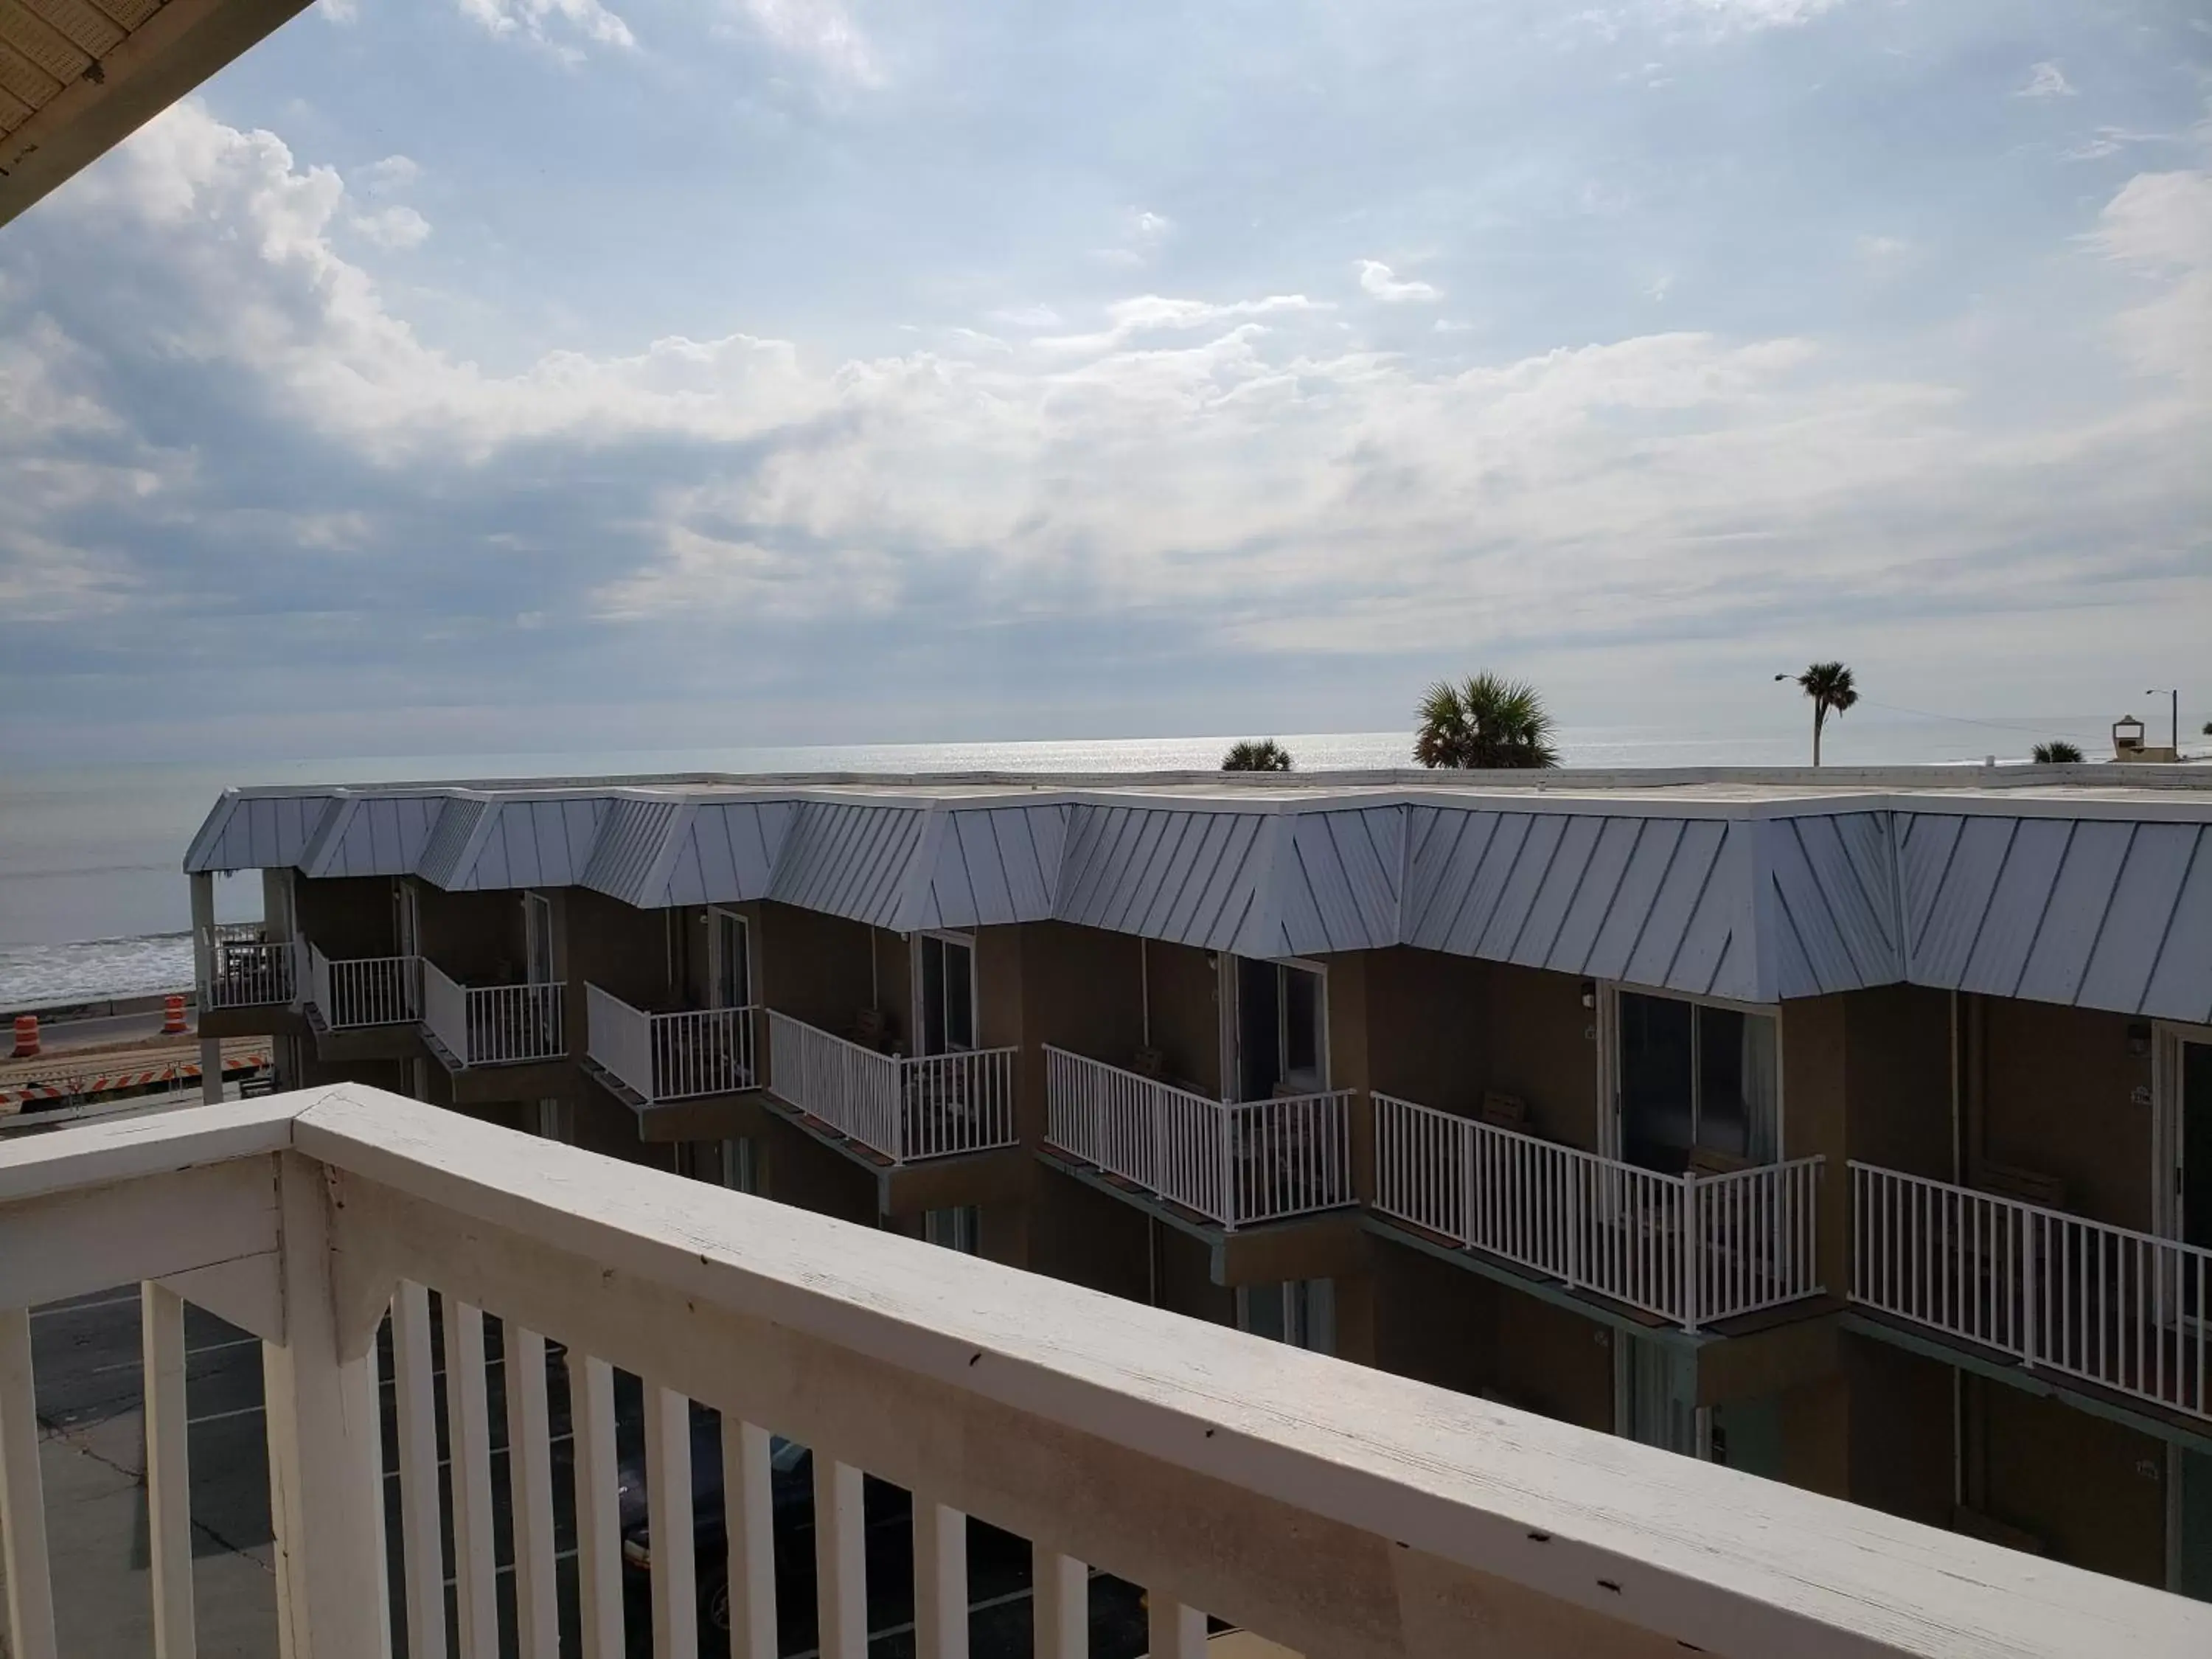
[142,1284,197,1659]
[914,1495,968,1659]
[444,1300,500,1659]
[505,1325,560,1659]
[0,1307,58,1659]
[647,1385,699,1659]
[721,1421,778,1659]
[816,1455,867,1659]
[391,1284,447,1659]
[1037,1551,1088,1659]
[569,1352,625,1659]
[1147,1599,1207,1659]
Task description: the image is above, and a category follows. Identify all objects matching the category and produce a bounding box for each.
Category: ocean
[0,714,2140,1008]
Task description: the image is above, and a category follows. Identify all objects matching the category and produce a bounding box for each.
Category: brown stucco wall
[1146,941,1222,1098]
[1020,921,1147,1147]
[565,889,672,1012]
[294,877,397,959]
[1975,999,2154,1231]
[1491,1293,1615,1433]
[1843,1332,1954,1530]
[874,928,912,1049]
[417,886,526,984]
[1969,1374,2166,1586]
[1487,966,1601,1150]
[1364,948,1489,1113]
[1029,1165,1151,1302]
[1371,1237,1495,1397]
[756,903,875,1034]
[1841,984,1955,1181]
[1782,996,1850,1296]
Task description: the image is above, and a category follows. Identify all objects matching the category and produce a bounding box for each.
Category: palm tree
[1784,661,1858,767]
[1414,673,1559,770]
[1221,739,1293,772]
[2031,740,2084,764]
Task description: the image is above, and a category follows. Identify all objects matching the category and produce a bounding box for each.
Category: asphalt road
[14,1287,1152,1658]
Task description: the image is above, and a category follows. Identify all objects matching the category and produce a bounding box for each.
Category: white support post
[1147,1599,1206,1659]
[570,1352,625,1659]
[815,1455,866,1659]
[1035,1551,1087,1659]
[505,1326,560,1659]
[189,872,222,1105]
[913,1498,967,1659]
[444,1299,498,1659]
[262,1154,389,1659]
[725,1420,778,1659]
[646,1385,698,1659]
[390,1284,446,1659]
[0,1307,57,1659]
[142,1284,197,1659]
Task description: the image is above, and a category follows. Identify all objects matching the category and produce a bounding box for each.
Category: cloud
[986,304,1064,330]
[2084,170,2212,386]
[1662,0,1846,35]
[1091,209,1174,269]
[317,0,358,23]
[350,205,432,250]
[2015,62,2076,99]
[357,155,420,197]
[726,0,880,84]
[1030,293,1328,356]
[1857,234,1910,262]
[456,0,634,58]
[1356,260,1442,303]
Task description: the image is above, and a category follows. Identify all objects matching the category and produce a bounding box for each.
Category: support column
[189,872,222,1104]
[262,1154,388,1659]
[0,1307,57,1659]
[726,1421,779,1659]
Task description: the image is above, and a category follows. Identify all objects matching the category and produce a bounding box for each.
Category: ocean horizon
[0,714,2156,1007]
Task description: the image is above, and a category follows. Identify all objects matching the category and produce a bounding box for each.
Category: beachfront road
[12,1289,1150,1658]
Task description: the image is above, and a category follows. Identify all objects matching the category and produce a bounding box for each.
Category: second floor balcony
[197,922,293,1010]
[764,1010,1018,1165]
[585,984,758,1108]
[299,943,420,1031]
[420,959,566,1070]
[1374,1093,1826,1332]
[1043,1047,1355,1229]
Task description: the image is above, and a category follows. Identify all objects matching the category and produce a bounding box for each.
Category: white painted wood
[294,1082,2212,1659]
[504,1324,560,1659]
[443,1298,498,1659]
[157,1252,284,1345]
[142,1284,197,1659]
[814,1455,866,1659]
[390,1284,446,1659]
[1146,1600,1205,1659]
[645,1384,699,1659]
[0,1095,301,1204]
[724,1419,778,1659]
[913,1498,967,1659]
[262,1153,388,1659]
[0,1307,57,1659]
[0,1158,280,1328]
[1035,1551,1087,1659]
[569,1351,625,1659]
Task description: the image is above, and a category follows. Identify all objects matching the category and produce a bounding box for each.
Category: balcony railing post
[1680,1173,1702,1335]
[1219,1100,1237,1230]
[1564,1150,1582,1292]
[262,1152,389,1659]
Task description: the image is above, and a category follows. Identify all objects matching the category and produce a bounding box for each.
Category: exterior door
[394,881,420,958]
[1615,989,1779,1172]
[1234,958,1326,1102]
[710,910,751,1009]
[523,892,555,984]
[916,933,975,1055]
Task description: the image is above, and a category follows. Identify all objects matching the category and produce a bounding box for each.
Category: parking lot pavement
[9,1288,1155,1658]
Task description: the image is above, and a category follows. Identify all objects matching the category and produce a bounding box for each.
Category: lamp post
[2147,689,2178,754]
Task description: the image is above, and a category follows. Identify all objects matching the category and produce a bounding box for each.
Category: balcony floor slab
[198,1005,305,1041]
[581,1057,772,1144]
[306,1006,425,1068]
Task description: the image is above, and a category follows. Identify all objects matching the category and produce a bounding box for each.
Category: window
[915,933,976,1055]
[1616,990,1778,1172]
[710,910,752,1010]
[1234,958,1327,1102]
[523,891,556,984]
[1235,1279,1335,1354]
[1618,1332,1697,1456]
[534,1099,572,1142]
[721,1138,759,1194]
[394,880,420,958]
[925,1205,979,1254]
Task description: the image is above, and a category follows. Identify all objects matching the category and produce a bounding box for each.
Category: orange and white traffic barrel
[10,1015,38,1059]
[161,994,188,1035]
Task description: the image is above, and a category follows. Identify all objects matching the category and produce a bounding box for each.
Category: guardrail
[0,1088,2193,1659]
[1375,1093,1823,1331]
[198,925,293,1009]
[305,945,420,1030]
[420,961,564,1068]
[764,1012,1016,1164]
[586,985,757,1105]
[1851,1162,2210,1423]
[1044,1048,1354,1228]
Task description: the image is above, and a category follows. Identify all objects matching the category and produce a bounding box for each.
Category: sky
[1,0,2208,765]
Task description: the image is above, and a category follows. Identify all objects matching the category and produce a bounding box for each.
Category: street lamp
[2147,689,2179,754]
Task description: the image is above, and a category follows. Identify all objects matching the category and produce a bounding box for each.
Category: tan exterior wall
[1842,1332,1954,1531]
[416,886,525,983]
[1371,1237,1494,1398]
[294,877,396,959]
[565,889,673,1012]
[1975,998,2154,1231]
[1782,996,1850,1296]
[1489,967,1601,1150]
[1843,984,1955,1182]
[1020,921,1147,1147]
[756,902,875,1034]
[1968,1374,2166,1587]
[875,927,912,1049]
[1492,1293,1615,1433]
[1364,949,1489,1113]
[1030,1164,1151,1302]
[1147,941,1222,1098]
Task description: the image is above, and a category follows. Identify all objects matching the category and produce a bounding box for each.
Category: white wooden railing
[1374,1094,1824,1332]
[302,944,420,1030]
[1044,1048,1354,1228]
[198,922,293,1009]
[1851,1162,2211,1423]
[0,1088,2199,1659]
[586,984,758,1105]
[764,1012,1016,1164]
[420,960,565,1068]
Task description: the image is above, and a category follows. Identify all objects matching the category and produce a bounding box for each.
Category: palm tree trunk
[1812,704,1823,768]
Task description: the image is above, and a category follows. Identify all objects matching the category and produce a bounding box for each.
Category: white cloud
[456,0,634,58]
[726,0,880,84]
[2015,62,2076,100]
[2085,170,2212,386]
[1031,293,1327,356]
[1857,234,1910,262]
[317,0,358,23]
[987,304,1064,330]
[1092,209,1174,268]
[1433,319,1476,333]
[358,155,420,198]
[351,205,432,250]
[1356,260,1442,303]
[1663,0,1846,35]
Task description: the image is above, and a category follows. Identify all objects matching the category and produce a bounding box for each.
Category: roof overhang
[0,0,312,230]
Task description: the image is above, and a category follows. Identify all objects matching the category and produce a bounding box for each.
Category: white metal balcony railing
[302,943,420,1031]
[1043,1048,1354,1229]
[1851,1162,2211,1425]
[1374,1093,1824,1332]
[420,959,565,1068]
[197,922,293,1009]
[585,984,758,1106]
[0,1089,2197,1659]
[764,1011,1016,1164]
